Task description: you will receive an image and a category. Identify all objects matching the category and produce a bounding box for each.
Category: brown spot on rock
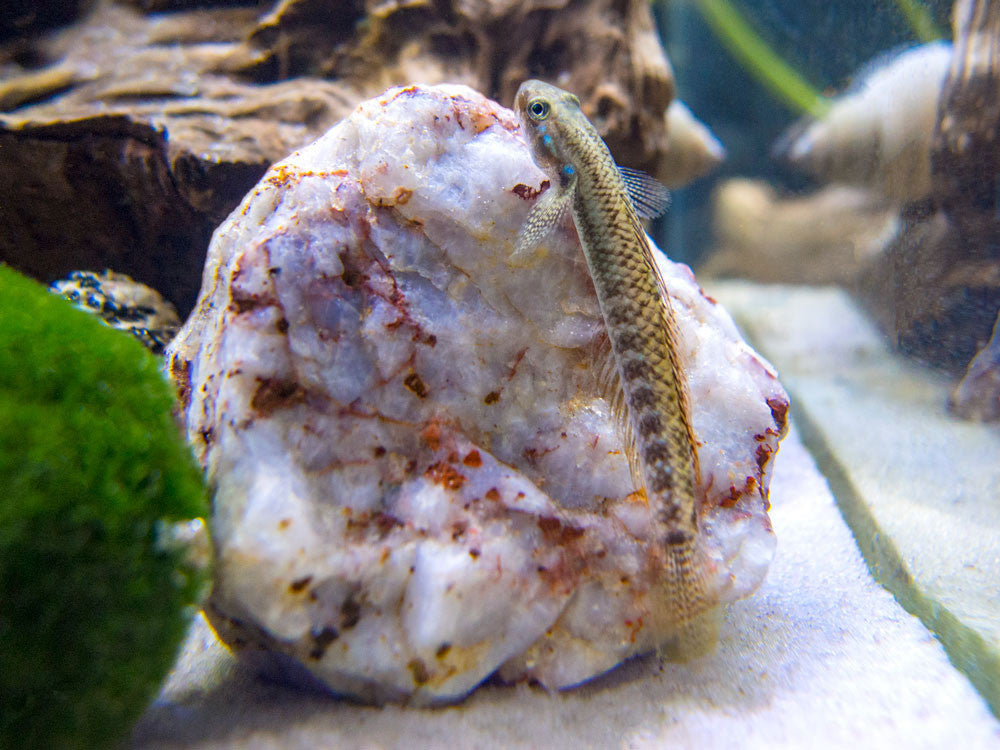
[719,485,740,508]
[468,109,500,134]
[485,487,500,502]
[341,265,364,289]
[767,397,789,432]
[265,164,295,188]
[463,449,482,467]
[421,420,442,451]
[251,377,306,416]
[308,626,339,660]
[755,443,771,471]
[511,179,550,201]
[229,286,273,314]
[408,658,430,685]
[170,356,192,411]
[289,575,313,593]
[483,390,501,405]
[426,461,466,491]
[435,642,452,659]
[404,371,429,398]
[512,183,537,200]
[409,331,438,348]
[374,512,401,536]
[276,317,289,334]
[340,593,361,629]
[537,516,585,545]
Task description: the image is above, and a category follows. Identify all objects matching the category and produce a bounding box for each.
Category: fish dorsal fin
[627,213,702,486]
[618,166,671,220]
[591,332,645,492]
[841,41,950,98]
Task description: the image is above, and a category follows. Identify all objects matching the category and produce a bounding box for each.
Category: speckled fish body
[514,80,709,620]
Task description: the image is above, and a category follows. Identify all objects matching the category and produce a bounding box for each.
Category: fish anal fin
[591,331,645,493]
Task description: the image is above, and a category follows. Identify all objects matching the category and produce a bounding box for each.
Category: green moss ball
[0,265,209,749]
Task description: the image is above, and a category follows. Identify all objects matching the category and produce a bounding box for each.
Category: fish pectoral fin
[592,333,645,492]
[509,181,573,266]
[618,166,671,220]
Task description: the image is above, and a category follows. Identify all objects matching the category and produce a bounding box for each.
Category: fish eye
[528,99,550,121]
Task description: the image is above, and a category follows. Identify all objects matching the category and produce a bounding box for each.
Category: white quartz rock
[167,83,789,705]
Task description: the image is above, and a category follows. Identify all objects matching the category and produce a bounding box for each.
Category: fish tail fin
[650,531,722,660]
[663,534,714,621]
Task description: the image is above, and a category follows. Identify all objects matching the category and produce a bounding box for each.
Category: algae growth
[0,265,208,749]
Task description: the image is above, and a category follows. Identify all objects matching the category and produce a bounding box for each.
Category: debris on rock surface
[167,84,788,705]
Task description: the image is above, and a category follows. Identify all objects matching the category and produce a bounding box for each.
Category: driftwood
[0,0,683,314]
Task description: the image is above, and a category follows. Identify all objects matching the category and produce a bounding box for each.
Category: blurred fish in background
[773,41,952,204]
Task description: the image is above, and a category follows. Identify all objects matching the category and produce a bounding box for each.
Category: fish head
[515,79,588,177]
